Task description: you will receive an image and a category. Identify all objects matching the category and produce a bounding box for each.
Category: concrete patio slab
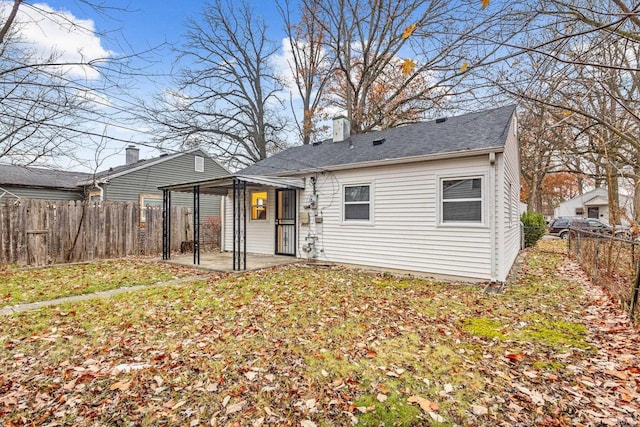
[161,251,302,272]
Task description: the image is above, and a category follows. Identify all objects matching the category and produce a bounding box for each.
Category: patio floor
[161,251,303,273]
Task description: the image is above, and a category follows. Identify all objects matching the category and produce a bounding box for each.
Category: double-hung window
[441,177,483,223]
[344,184,371,221]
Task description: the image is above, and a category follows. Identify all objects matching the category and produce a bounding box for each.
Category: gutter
[94,181,104,201]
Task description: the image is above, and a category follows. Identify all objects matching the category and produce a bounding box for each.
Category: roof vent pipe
[333,116,350,142]
[435,117,447,123]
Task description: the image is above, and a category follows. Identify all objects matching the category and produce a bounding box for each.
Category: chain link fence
[567,229,640,324]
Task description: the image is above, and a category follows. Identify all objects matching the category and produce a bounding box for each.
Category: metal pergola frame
[159,174,304,271]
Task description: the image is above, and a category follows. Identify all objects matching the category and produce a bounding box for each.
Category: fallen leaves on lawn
[407,395,439,412]
[109,380,132,391]
[472,404,489,415]
[0,241,639,426]
[505,352,525,362]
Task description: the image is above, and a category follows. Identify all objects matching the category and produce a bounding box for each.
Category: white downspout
[94,181,104,201]
[489,152,497,282]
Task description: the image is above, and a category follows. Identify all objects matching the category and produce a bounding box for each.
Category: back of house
[213,105,520,282]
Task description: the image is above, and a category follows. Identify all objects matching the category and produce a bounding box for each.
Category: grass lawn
[0,240,636,426]
[0,260,197,308]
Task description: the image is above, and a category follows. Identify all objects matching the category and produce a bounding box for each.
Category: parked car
[548,217,629,239]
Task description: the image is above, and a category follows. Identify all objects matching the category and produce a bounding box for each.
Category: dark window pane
[443,178,481,200]
[443,201,481,222]
[345,185,370,202]
[553,219,568,227]
[345,203,370,220]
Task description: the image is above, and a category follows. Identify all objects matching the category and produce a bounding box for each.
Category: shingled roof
[239,104,516,176]
[0,164,90,189]
[0,148,218,190]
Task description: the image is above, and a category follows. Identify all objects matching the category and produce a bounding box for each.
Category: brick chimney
[125,145,139,165]
[333,116,350,142]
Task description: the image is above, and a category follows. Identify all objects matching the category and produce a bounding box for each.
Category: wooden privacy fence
[0,199,219,267]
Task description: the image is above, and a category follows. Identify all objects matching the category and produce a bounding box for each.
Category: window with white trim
[441,177,482,223]
[140,193,163,224]
[195,156,204,172]
[344,184,370,221]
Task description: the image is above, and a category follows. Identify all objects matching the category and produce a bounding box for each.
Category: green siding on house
[102,150,227,217]
[0,186,84,202]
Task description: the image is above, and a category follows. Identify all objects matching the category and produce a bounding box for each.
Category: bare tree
[0,30,94,164]
[1,0,143,166]
[519,102,566,214]
[295,0,520,134]
[277,0,334,145]
[477,0,639,220]
[142,0,287,168]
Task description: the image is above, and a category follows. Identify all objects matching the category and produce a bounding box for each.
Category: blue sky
[45,0,286,54]
[8,0,292,171]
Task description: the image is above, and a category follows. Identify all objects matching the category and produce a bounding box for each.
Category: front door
[275,189,296,256]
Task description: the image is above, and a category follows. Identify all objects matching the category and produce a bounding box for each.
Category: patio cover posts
[162,185,202,264]
[232,178,247,270]
[162,189,171,260]
[194,185,200,265]
[161,178,248,271]
[160,174,304,270]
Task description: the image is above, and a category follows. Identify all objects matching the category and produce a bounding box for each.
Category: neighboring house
[85,146,228,221]
[1,146,229,223]
[162,104,521,282]
[553,187,633,225]
[0,164,90,202]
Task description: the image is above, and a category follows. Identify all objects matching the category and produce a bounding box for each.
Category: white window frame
[341,182,374,224]
[438,174,486,227]
[195,156,205,172]
[139,193,163,224]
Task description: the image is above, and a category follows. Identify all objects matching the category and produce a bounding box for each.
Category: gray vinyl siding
[498,116,521,281]
[0,186,84,202]
[103,151,227,218]
[296,157,493,281]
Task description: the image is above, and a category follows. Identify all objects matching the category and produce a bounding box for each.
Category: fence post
[576,231,580,258]
[629,260,640,324]
[594,239,599,283]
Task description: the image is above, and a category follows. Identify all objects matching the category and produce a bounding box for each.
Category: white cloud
[271,37,298,95]
[0,2,112,80]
